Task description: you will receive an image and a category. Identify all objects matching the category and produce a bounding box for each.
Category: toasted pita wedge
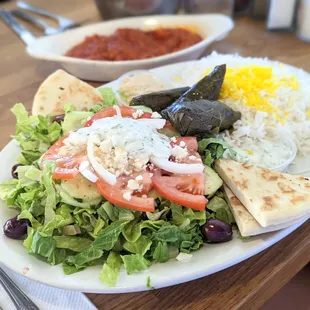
[223,185,309,236]
[215,159,310,227]
[32,70,103,116]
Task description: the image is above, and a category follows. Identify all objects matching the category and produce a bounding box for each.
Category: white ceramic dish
[26,14,234,81]
[0,59,309,293]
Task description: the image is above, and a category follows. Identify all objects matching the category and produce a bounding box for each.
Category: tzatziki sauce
[224,137,294,170]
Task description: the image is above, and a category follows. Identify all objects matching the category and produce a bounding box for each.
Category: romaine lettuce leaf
[92,220,129,251]
[11,103,62,165]
[207,196,235,225]
[121,254,151,275]
[99,251,122,286]
[153,241,169,262]
[123,235,152,255]
[42,162,57,224]
[198,137,236,167]
[54,236,92,252]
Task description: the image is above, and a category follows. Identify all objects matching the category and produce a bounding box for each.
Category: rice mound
[175,52,310,156]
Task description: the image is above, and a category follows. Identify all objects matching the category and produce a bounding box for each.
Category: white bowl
[271,138,297,172]
[26,14,234,81]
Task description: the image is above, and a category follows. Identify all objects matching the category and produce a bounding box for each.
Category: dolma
[161,99,241,136]
[130,86,190,112]
[178,64,226,102]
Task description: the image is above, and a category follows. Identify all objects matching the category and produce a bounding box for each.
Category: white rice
[168,52,310,156]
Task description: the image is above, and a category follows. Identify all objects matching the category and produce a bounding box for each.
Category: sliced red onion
[79,161,98,183]
[87,135,117,185]
[150,156,204,174]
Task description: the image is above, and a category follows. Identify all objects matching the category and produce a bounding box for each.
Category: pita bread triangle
[32,69,103,116]
[223,184,309,236]
[215,159,310,227]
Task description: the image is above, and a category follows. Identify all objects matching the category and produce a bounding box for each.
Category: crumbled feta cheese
[188,155,197,160]
[99,139,112,153]
[123,191,132,201]
[127,179,140,190]
[132,156,148,171]
[148,163,154,170]
[176,253,192,262]
[132,109,144,119]
[68,132,89,146]
[114,147,128,167]
[142,194,147,198]
[135,175,143,181]
[170,137,177,143]
[179,141,186,148]
[171,145,188,160]
[151,112,162,119]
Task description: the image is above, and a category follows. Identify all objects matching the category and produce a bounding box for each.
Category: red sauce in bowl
[65,28,203,61]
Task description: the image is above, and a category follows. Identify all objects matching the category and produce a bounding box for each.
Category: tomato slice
[41,135,84,180]
[170,136,202,164]
[84,106,152,127]
[96,176,155,213]
[84,106,173,129]
[116,171,153,195]
[152,174,207,211]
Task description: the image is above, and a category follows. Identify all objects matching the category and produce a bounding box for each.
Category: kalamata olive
[54,114,65,124]
[3,216,31,240]
[201,219,233,243]
[11,163,23,179]
[155,198,161,208]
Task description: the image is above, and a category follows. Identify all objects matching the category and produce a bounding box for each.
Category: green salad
[0,87,235,287]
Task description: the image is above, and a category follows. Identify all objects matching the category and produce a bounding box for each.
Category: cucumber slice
[60,174,101,201]
[203,165,223,197]
[131,105,153,113]
[62,111,94,134]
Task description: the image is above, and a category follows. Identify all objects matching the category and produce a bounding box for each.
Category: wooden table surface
[0,1,309,309]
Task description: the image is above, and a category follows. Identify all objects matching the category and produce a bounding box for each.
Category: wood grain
[0,1,309,309]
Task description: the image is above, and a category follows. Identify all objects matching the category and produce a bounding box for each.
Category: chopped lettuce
[123,235,152,255]
[0,102,236,287]
[99,252,122,286]
[198,137,236,166]
[11,103,61,164]
[121,254,151,275]
[54,236,92,252]
[207,196,235,225]
[146,276,154,290]
[42,162,57,224]
[90,88,117,113]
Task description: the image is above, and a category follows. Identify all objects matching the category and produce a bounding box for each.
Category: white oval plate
[26,14,234,81]
[0,58,309,293]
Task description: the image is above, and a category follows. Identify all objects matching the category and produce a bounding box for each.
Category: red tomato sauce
[65,28,203,61]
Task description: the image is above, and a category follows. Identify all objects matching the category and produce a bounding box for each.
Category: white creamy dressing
[224,137,293,169]
[82,117,172,159]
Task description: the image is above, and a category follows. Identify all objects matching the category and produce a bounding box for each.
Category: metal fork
[11,10,59,36]
[0,9,36,45]
[17,1,80,32]
[0,266,40,310]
